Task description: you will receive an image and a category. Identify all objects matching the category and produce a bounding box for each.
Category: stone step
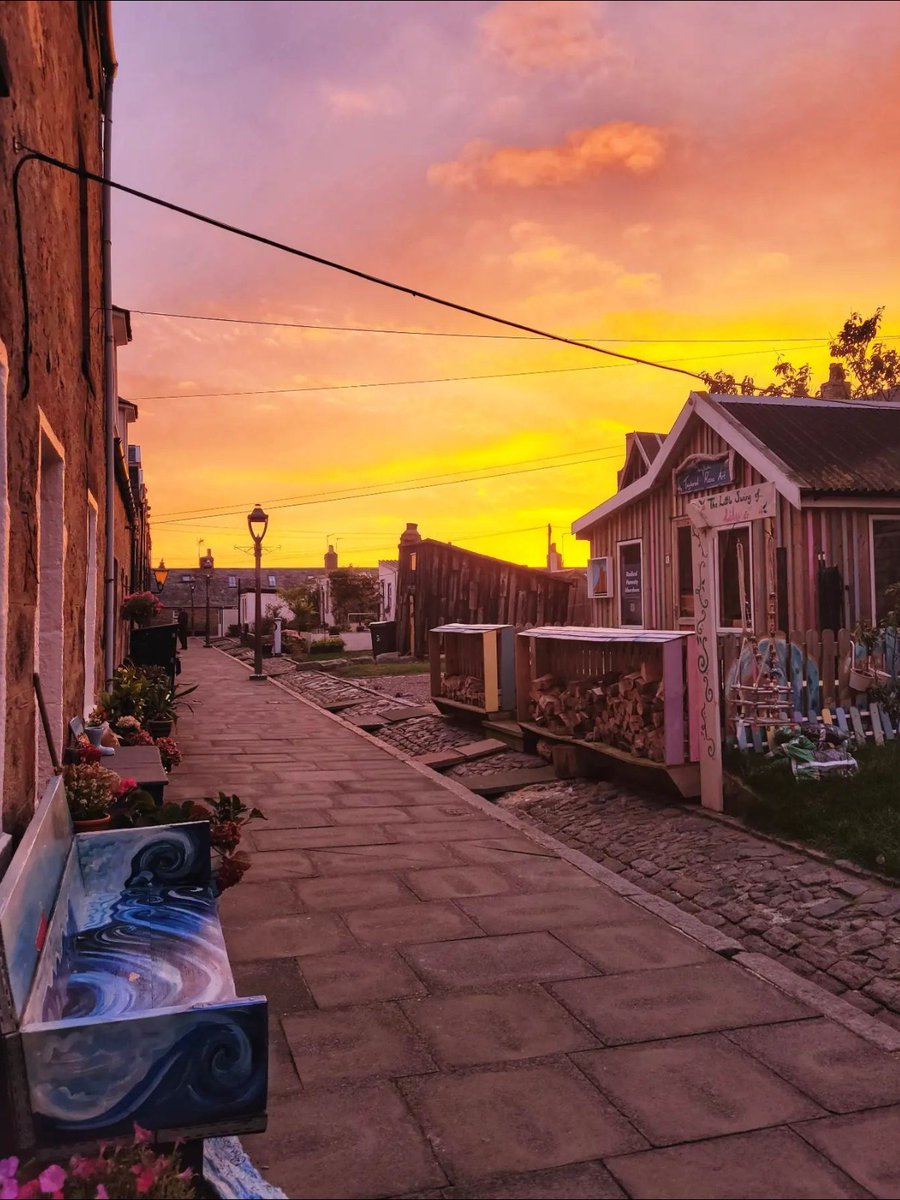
[466,766,558,797]
[380,704,440,722]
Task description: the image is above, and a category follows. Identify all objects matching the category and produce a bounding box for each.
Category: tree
[328,569,380,627]
[277,583,320,631]
[700,307,899,400]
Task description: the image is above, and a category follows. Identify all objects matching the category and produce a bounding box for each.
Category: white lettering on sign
[688,481,777,530]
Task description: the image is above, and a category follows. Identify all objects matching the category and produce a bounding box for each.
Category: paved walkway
[168,649,900,1199]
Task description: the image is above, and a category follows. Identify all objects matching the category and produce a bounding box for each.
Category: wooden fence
[719,627,897,723]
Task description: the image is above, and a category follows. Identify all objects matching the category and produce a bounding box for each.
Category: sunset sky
[112,0,900,570]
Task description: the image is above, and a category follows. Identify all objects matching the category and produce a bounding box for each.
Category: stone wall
[0,2,110,830]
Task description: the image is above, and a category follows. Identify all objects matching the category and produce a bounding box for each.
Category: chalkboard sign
[619,543,643,626]
[676,455,733,495]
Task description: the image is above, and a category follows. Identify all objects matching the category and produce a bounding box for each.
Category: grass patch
[333,660,430,678]
[729,741,900,878]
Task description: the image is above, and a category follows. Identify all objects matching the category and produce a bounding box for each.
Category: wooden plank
[821,707,833,726]
[515,635,532,724]
[837,627,853,708]
[849,706,866,743]
[834,707,850,734]
[661,638,685,766]
[751,727,764,753]
[806,627,820,717]
[380,704,439,722]
[482,629,500,714]
[880,707,895,740]
[820,629,836,708]
[467,766,558,796]
[869,703,885,746]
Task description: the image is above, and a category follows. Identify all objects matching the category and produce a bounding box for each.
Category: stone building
[0,2,148,832]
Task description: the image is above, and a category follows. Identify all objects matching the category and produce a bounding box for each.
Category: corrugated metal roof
[718,398,900,494]
[520,626,689,643]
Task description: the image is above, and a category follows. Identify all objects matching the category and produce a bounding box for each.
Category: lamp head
[247,503,269,543]
[151,559,168,593]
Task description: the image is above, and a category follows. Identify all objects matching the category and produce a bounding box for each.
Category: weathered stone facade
[0,1,114,830]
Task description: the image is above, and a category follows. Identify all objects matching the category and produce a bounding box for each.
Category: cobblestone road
[506,781,900,1031]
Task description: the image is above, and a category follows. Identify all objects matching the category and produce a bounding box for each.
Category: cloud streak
[479,0,615,74]
[429,122,665,189]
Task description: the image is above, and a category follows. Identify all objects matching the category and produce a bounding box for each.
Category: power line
[154,449,624,526]
[155,443,624,518]
[130,307,899,345]
[14,146,706,384]
[128,343,830,403]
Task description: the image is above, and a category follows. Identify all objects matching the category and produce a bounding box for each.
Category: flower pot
[148,718,174,738]
[85,725,105,747]
[73,814,112,832]
[849,667,875,693]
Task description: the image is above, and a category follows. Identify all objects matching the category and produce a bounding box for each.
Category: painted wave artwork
[20,823,267,1141]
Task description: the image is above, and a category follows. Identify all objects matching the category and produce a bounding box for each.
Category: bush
[310,637,345,655]
[328,625,343,636]
[227,623,242,637]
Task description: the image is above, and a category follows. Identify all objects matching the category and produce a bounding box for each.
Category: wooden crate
[429,623,516,717]
[516,626,700,797]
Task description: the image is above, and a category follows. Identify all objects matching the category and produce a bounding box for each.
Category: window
[676,524,695,619]
[228,575,237,588]
[872,517,900,619]
[618,541,643,627]
[267,574,276,587]
[588,556,612,598]
[181,574,194,583]
[717,525,752,629]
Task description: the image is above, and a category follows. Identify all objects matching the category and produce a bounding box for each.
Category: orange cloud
[479,0,615,74]
[429,122,665,189]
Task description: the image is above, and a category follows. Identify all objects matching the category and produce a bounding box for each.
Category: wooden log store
[429,623,516,718]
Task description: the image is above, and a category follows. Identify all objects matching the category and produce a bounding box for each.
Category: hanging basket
[849,666,876,693]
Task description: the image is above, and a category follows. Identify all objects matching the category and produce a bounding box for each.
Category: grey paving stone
[796,1106,900,1198]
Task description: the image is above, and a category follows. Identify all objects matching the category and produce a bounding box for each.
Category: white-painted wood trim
[806,498,900,510]
[714,521,754,633]
[35,411,66,786]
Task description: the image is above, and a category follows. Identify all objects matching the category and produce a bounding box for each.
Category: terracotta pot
[849,667,875,693]
[73,814,112,832]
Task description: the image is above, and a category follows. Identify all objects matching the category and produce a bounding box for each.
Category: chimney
[547,541,563,571]
[819,362,850,400]
[324,544,338,570]
[399,522,422,547]
[200,548,214,568]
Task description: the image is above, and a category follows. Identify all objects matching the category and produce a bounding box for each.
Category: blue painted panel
[0,778,72,1032]
[22,997,268,1144]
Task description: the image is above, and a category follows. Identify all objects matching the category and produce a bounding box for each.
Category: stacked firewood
[529,664,666,762]
[440,674,486,708]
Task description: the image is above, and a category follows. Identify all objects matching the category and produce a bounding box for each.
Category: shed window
[228,575,237,588]
[676,525,695,619]
[181,574,194,583]
[872,518,900,619]
[717,526,752,629]
[267,574,276,587]
[618,541,643,627]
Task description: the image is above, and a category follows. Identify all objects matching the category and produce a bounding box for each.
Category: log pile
[440,674,486,709]
[529,664,666,762]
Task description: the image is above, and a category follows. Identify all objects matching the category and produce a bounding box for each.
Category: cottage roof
[573,392,900,534]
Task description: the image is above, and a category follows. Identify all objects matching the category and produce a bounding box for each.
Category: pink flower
[116,777,138,797]
[38,1166,66,1194]
[18,1183,41,1200]
[131,1166,155,1194]
[132,1122,152,1144]
[95,1187,109,1199]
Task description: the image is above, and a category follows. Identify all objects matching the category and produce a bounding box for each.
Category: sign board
[676,454,733,495]
[618,544,643,626]
[688,481,776,530]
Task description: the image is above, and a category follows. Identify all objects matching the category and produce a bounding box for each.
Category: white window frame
[587,556,612,599]
[715,521,754,633]
[617,538,644,629]
[267,574,277,587]
[83,492,99,718]
[673,520,696,626]
[870,514,900,620]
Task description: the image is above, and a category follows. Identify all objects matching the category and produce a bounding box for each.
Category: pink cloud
[323,84,400,116]
[429,121,665,189]
[480,0,615,74]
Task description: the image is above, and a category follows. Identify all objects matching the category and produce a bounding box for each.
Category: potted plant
[850,619,880,692]
[120,591,162,627]
[154,736,182,772]
[141,670,197,737]
[63,762,120,831]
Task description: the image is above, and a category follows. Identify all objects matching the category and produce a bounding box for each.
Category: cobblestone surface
[503,779,900,1031]
[445,750,547,778]
[377,716,473,755]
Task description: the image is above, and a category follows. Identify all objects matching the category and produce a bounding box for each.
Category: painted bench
[0,777,267,1151]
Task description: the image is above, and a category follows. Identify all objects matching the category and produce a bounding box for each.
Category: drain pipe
[99,2,118,685]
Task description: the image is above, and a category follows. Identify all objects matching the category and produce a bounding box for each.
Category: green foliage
[278,583,320,630]
[327,569,380,626]
[700,306,900,400]
[310,636,346,655]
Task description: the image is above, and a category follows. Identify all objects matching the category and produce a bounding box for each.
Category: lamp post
[189,583,195,640]
[151,559,169,595]
[248,503,269,681]
[201,554,214,647]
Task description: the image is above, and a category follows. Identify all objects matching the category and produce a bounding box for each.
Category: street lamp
[201,554,214,648]
[189,582,195,640]
[248,503,269,681]
[151,559,169,594]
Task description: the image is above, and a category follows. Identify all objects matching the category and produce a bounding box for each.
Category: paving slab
[402,986,598,1066]
[442,1161,625,1199]
[381,704,440,721]
[794,1106,900,1197]
[553,918,718,973]
[298,948,428,1008]
[225,912,356,962]
[727,1017,900,1112]
[467,767,558,796]
[404,931,597,991]
[453,738,510,760]
[293,873,417,911]
[282,1002,435,1085]
[403,865,515,901]
[402,1063,646,1182]
[343,900,484,947]
[456,887,638,935]
[415,749,464,769]
[575,1033,822,1146]
[606,1127,868,1199]
[550,960,812,1043]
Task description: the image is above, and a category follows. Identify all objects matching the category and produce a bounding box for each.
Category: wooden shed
[573,392,900,637]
